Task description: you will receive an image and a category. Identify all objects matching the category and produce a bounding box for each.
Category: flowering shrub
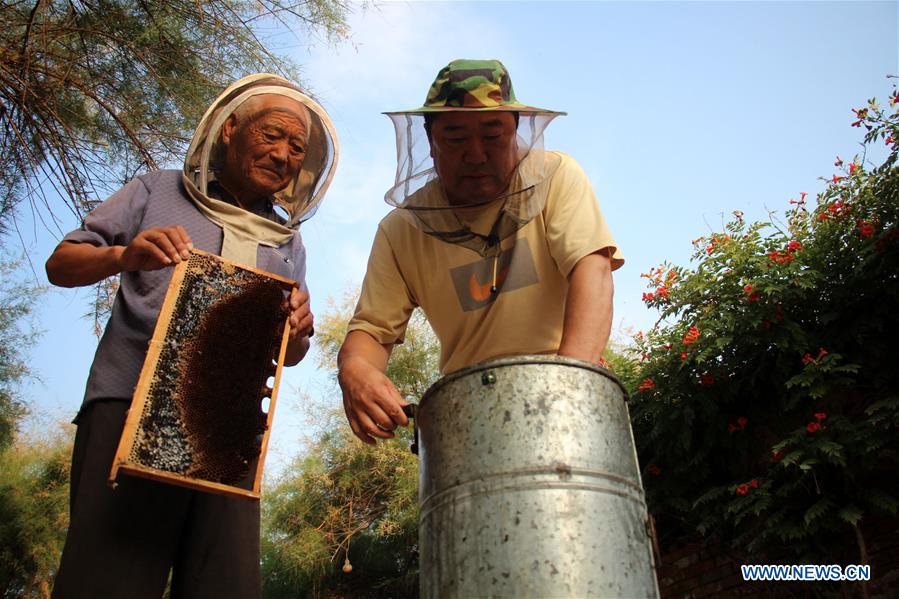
[628,88,899,561]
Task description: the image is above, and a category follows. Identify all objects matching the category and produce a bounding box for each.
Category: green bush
[0,428,72,598]
[628,88,899,562]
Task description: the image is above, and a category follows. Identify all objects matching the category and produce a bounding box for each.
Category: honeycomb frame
[109,249,295,500]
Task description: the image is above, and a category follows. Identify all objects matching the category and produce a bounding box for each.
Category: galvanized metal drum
[415,355,659,598]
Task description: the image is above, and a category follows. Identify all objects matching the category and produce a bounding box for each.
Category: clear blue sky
[12,1,899,470]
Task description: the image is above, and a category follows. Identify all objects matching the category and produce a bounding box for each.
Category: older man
[46,74,338,598]
[339,59,624,444]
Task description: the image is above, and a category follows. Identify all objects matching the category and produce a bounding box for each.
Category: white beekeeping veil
[181,74,339,266]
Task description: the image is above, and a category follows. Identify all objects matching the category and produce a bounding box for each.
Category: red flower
[737,416,748,428]
[888,136,894,145]
[858,220,875,238]
[749,479,759,489]
[682,326,700,345]
[834,156,843,167]
[768,251,794,264]
[814,412,827,421]
[800,192,808,201]
[807,422,821,433]
[727,423,737,434]
[832,174,844,183]
[657,286,669,299]
[597,357,609,368]
[771,450,784,462]
[680,352,688,360]
[818,212,830,222]
[787,240,802,252]
[802,353,814,365]
[700,373,714,386]
[736,484,749,496]
[706,244,715,255]
[849,163,860,175]
[648,464,661,476]
[829,199,847,215]
[743,284,753,294]
[638,378,655,392]
[642,292,655,302]
[641,353,649,361]
[817,348,828,359]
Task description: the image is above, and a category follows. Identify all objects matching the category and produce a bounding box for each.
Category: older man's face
[221,95,309,205]
[429,111,518,206]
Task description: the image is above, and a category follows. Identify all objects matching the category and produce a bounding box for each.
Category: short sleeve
[347,223,417,345]
[543,153,625,277]
[62,178,150,247]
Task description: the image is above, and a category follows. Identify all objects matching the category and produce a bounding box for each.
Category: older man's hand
[280,287,313,366]
[120,226,193,272]
[45,225,193,288]
[285,287,314,338]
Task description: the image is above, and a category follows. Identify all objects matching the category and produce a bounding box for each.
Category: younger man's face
[428,111,518,206]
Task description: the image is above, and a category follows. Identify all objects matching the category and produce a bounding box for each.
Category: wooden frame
[109,249,295,500]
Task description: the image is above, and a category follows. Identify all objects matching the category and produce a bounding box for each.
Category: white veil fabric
[180,74,339,266]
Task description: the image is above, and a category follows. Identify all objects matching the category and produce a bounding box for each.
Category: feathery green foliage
[0,253,43,449]
[0,0,351,227]
[262,292,439,598]
[0,425,73,598]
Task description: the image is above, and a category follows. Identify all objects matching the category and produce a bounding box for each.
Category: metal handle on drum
[402,403,418,455]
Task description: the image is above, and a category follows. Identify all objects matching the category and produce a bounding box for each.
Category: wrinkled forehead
[235,93,310,129]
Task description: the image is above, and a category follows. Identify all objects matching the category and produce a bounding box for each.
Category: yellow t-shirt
[348,152,624,374]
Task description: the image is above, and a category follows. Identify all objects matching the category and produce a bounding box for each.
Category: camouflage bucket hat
[387,59,563,115]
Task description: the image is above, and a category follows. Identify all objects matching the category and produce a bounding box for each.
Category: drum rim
[420,354,628,409]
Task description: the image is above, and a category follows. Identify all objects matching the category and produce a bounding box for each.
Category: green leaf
[838,505,864,525]
[781,451,804,467]
[862,489,899,515]
[798,459,818,471]
[804,498,833,526]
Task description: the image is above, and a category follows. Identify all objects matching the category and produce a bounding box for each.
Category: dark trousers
[52,400,261,599]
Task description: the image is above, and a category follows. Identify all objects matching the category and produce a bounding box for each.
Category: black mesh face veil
[383,111,563,257]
